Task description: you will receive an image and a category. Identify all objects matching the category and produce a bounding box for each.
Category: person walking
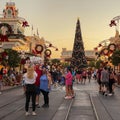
[0,67,3,94]
[40,67,52,108]
[101,67,109,96]
[97,67,103,92]
[23,64,37,116]
[108,69,116,96]
[82,69,87,84]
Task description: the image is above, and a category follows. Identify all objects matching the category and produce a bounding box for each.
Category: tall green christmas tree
[70,18,87,69]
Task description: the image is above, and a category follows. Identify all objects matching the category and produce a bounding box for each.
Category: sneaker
[25,112,30,116]
[0,92,2,95]
[108,93,113,96]
[42,104,49,108]
[36,104,40,108]
[37,105,40,108]
[104,93,107,96]
[32,112,37,116]
[64,96,72,99]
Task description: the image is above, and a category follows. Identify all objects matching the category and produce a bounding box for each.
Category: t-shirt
[23,71,37,84]
[101,70,109,82]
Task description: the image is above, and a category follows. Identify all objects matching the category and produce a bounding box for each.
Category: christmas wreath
[0,23,12,34]
[0,23,12,42]
[108,43,116,51]
[35,44,43,54]
[44,49,51,57]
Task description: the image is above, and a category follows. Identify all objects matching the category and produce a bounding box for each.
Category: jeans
[25,84,36,111]
[40,89,49,105]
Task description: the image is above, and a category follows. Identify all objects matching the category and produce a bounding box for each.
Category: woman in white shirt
[23,64,37,116]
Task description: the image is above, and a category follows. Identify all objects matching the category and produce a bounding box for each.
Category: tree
[88,61,95,68]
[70,19,87,69]
[111,50,120,66]
[95,60,103,69]
[3,49,21,68]
[51,59,60,65]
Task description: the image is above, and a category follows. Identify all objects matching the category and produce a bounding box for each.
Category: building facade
[61,48,95,62]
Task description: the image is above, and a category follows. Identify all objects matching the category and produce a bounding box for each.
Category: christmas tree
[70,18,87,69]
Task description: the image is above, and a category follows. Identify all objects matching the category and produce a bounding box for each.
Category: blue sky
[0,0,120,58]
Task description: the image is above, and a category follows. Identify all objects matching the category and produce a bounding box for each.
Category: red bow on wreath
[22,21,29,27]
[0,35,8,42]
[109,20,116,27]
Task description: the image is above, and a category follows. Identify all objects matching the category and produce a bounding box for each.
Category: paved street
[0,79,120,120]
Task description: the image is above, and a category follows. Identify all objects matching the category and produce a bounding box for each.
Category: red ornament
[98,44,102,47]
[94,47,98,51]
[21,58,26,65]
[109,20,116,27]
[49,44,52,47]
[55,48,58,51]
[22,21,29,27]
[32,49,37,55]
[0,35,8,42]
[2,52,7,58]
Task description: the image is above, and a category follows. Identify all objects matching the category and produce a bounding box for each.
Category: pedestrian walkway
[1,79,120,120]
[1,85,21,92]
[91,82,120,120]
[68,91,96,120]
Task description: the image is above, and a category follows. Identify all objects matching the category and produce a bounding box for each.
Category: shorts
[76,74,81,79]
[101,81,109,87]
[97,79,101,85]
[82,76,86,79]
[36,86,40,95]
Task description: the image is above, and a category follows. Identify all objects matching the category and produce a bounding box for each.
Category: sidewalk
[1,84,21,92]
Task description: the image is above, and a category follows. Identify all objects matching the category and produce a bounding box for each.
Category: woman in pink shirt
[64,67,73,99]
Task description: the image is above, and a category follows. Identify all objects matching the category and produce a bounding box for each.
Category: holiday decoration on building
[44,49,52,58]
[0,23,12,42]
[22,21,29,27]
[35,44,43,54]
[109,20,116,27]
[70,19,87,69]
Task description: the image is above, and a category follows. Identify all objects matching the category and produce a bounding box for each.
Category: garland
[35,44,43,54]
[44,49,51,57]
[100,48,109,55]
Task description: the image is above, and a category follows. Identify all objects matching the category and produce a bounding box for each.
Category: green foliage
[51,59,60,65]
[95,60,102,69]
[5,49,21,68]
[88,61,95,68]
[111,50,120,66]
[61,62,70,68]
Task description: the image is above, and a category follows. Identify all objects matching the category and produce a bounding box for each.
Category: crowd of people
[0,62,120,116]
[97,66,118,96]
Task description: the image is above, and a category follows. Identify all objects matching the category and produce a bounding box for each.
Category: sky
[0,0,120,58]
